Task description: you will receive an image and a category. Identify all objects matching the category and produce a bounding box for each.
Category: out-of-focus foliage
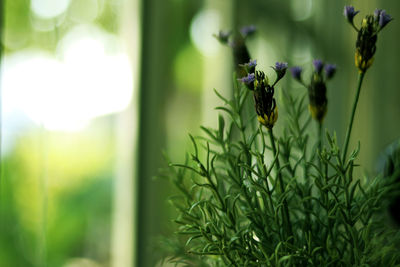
[4,0,31,51]
[164,66,400,266]
[0,125,114,266]
[159,2,400,266]
[1,0,123,264]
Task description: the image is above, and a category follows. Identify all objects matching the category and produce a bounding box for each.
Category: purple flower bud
[248,59,257,67]
[313,59,324,73]
[239,59,257,67]
[240,25,256,38]
[274,62,288,71]
[290,66,302,81]
[344,6,359,24]
[273,62,288,82]
[324,64,336,79]
[238,59,257,73]
[374,9,383,20]
[214,30,231,44]
[237,73,255,84]
[379,10,393,29]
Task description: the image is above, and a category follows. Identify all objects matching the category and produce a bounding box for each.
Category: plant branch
[342,72,365,162]
[268,128,293,242]
[318,121,323,170]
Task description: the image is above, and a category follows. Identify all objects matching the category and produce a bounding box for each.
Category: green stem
[268,128,293,242]
[342,72,365,162]
[318,121,323,170]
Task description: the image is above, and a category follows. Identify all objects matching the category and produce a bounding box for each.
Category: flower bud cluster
[214,25,257,78]
[238,60,288,129]
[344,6,393,72]
[290,60,336,122]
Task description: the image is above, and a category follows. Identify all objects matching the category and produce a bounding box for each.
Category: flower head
[290,60,335,122]
[290,66,302,81]
[239,59,257,68]
[374,9,383,19]
[308,72,327,122]
[253,71,278,129]
[238,59,257,79]
[240,25,256,38]
[378,10,393,29]
[274,62,288,71]
[313,59,324,73]
[355,15,377,72]
[272,62,288,84]
[213,30,231,44]
[253,71,268,91]
[324,64,337,79]
[347,7,392,72]
[248,59,257,67]
[344,6,360,24]
[238,73,255,85]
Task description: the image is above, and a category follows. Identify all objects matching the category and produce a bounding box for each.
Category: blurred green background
[0,0,399,266]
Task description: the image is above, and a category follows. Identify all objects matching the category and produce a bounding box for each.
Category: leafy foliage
[163,5,399,266]
[164,78,400,266]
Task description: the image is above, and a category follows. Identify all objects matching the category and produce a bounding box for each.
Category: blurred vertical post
[112,105,135,267]
[201,1,234,127]
[0,2,4,264]
[312,1,349,142]
[135,0,173,266]
[111,0,141,266]
[0,0,4,247]
[0,0,3,192]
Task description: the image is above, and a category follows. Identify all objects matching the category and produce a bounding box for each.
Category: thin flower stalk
[268,127,293,242]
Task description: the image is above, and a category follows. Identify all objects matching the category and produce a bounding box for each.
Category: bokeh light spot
[190,9,221,57]
[31,0,71,19]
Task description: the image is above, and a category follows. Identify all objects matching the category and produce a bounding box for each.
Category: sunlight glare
[190,9,221,57]
[2,25,133,132]
[31,0,71,19]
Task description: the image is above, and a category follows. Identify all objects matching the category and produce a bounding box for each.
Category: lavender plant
[163,6,400,266]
